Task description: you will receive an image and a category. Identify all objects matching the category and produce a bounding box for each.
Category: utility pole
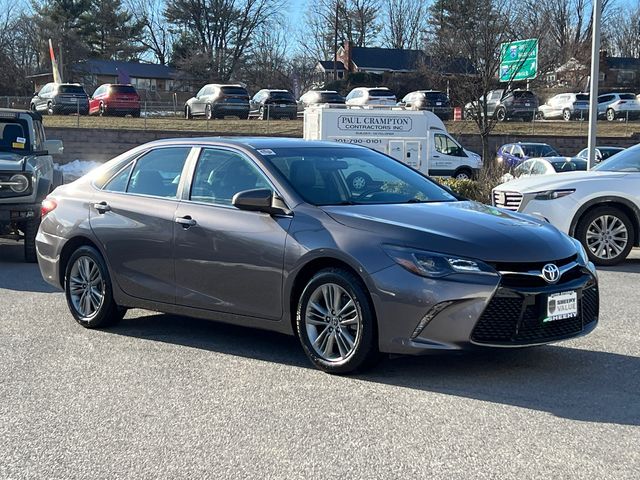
[587,0,602,170]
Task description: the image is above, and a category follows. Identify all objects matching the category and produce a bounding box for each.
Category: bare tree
[127,0,173,65]
[382,0,426,49]
[605,2,640,57]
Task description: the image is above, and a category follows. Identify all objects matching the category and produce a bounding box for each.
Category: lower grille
[471,285,599,345]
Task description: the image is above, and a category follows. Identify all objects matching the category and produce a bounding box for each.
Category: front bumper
[369,261,598,355]
[0,202,40,225]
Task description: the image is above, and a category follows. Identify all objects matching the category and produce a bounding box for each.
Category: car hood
[0,153,26,172]
[322,201,577,263]
[495,170,628,193]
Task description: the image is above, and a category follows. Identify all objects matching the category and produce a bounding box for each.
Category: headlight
[383,245,497,278]
[9,174,29,193]
[533,189,575,200]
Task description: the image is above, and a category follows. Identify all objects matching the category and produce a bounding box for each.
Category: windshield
[593,146,640,172]
[0,120,29,153]
[58,85,86,95]
[261,146,457,206]
[522,144,558,157]
[221,86,248,96]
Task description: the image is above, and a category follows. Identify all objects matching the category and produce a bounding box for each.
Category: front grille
[493,190,523,211]
[471,285,599,345]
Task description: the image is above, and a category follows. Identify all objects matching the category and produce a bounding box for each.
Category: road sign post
[499,39,538,83]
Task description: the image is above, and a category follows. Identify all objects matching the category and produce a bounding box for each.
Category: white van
[303,105,482,179]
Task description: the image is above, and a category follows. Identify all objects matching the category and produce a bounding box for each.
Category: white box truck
[303,105,482,180]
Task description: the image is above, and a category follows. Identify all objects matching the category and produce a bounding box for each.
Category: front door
[89,146,192,303]
[173,147,290,319]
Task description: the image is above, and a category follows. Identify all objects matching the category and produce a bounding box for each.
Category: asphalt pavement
[1,240,639,479]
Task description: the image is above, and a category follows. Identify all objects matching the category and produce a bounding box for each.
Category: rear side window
[126,147,191,198]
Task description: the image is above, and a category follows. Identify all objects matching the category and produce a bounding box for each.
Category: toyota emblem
[542,264,560,283]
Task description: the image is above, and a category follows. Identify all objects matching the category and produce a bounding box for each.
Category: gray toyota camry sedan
[36,138,599,373]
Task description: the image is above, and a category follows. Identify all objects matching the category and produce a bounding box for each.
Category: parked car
[250,89,297,120]
[89,84,141,117]
[345,87,397,107]
[597,93,640,121]
[502,157,587,182]
[496,142,560,167]
[30,83,89,115]
[185,84,250,120]
[399,90,452,120]
[492,143,640,265]
[574,146,625,163]
[37,137,598,373]
[465,89,538,121]
[298,90,345,108]
[0,109,63,261]
[538,93,589,121]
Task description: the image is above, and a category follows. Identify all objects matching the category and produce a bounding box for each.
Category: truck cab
[0,109,63,261]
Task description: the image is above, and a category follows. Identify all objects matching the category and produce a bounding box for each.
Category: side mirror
[232,188,290,215]
[44,139,64,156]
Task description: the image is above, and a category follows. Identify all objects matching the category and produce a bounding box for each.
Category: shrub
[435,168,507,204]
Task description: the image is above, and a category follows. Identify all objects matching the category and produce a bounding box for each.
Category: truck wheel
[347,171,372,192]
[23,216,40,263]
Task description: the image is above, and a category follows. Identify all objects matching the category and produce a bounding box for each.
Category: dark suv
[30,83,89,115]
[250,89,298,120]
[466,89,539,122]
[400,90,452,120]
[185,84,250,120]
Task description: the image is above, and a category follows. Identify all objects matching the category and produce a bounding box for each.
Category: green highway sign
[499,39,538,82]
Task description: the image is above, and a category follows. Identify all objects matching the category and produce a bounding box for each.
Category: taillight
[41,198,57,217]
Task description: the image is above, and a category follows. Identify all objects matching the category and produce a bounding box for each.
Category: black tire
[64,245,126,328]
[575,206,635,266]
[496,107,506,122]
[98,103,106,117]
[30,103,37,112]
[258,106,266,120]
[289,113,298,120]
[185,106,192,120]
[296,268,380,374]
[606,108,616,122]
[47,102,54,116]
[241,112,250,120]
[453,168,473,180]
[562,108,572,121]
[132,110,141,118]
[346,171,372,192]
[23,216,40,263]
[205,104,213,120]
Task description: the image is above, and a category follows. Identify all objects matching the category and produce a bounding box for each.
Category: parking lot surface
[1,240,639,479]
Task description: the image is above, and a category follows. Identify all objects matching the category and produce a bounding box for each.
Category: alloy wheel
[586,214,628,260]
[606,109,616,122]
[304,283,361,362]
[352,176,367,190]
[69,256,105,319]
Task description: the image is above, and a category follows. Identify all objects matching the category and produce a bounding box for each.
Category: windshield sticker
[257,148,276,155]
[11,142,25,149]
[16,137,26,144]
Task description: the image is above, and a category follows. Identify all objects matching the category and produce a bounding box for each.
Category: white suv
[345,87,397,107]
[538,93,589,121]
[492,144,640,266]
[597,93,640,121]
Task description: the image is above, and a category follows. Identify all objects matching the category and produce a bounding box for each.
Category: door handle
[93,201,111,213]
[433,155,440,158]
[175,215,197,228]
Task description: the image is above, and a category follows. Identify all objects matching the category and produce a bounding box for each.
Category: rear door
[173,147,290,319]
[89,146,193,304]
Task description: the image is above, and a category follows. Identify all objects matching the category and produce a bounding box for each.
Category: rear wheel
[23,216,40,263]
[606,108,616,122]
[496,107,506,122]
[454,168,473,180]
[205,104,213,120]
[576,206,634,266]
[64,246,126,328]
[296,268,379,374]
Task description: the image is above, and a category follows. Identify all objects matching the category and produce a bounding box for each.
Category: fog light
[410,301,454,339]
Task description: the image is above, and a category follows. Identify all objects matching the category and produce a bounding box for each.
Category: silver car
[538,93,589,121]
[37,138,599,373]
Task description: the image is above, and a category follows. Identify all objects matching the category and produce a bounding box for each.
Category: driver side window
[434,134,460,155]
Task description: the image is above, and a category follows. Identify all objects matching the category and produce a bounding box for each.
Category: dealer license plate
[525,103,531,106]
[545,291,577,322]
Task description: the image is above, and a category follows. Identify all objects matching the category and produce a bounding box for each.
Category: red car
[89,84,141,117]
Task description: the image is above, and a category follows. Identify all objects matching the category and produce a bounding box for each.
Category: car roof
[142,137,363,151]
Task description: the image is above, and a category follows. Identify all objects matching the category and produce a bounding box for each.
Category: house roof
[606,57,640,70]
[317,60,346,71]
[73,59,177,79]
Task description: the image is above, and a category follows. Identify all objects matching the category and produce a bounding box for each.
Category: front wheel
[23,216,40,263]
[296,268,379,374]
[185,106,193,120]
[606,108,616,122]
[562,108,572,121]
[575,207,634,266]
[496,107,506,122]
[64,246,126,328]
[205,104,213,120]
[454,168,473,180]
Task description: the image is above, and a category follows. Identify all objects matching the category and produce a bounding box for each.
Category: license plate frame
[545,291,578,322]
